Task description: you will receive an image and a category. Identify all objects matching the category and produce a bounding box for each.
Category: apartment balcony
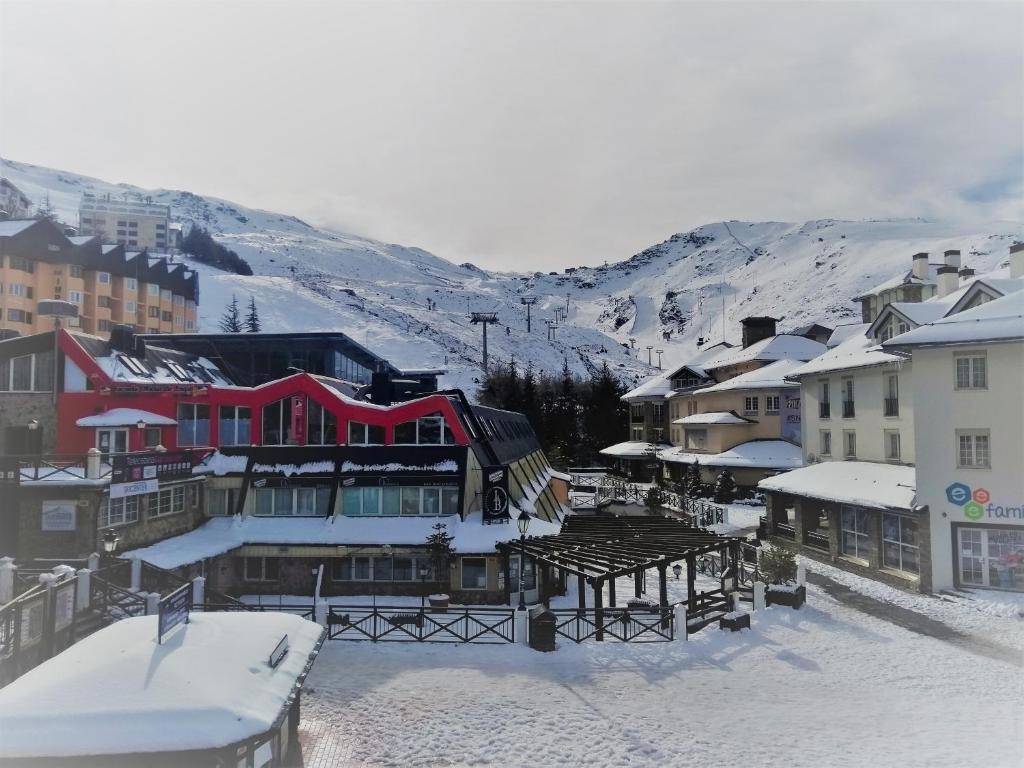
[819,402,831,419]
[842,401,855,419]
[884,398,899,418]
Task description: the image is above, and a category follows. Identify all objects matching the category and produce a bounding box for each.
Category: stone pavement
[297,715,356,767]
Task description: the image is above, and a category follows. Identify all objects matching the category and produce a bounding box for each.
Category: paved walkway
[297,715,356,767]
[806,570,1023,667]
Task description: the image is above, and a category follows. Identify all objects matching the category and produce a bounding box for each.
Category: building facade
[78,194,172,252]
[0,178,33,219]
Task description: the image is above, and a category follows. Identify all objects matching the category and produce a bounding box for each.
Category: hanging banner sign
[482,465,510,524]
[112,451,192,485]
[291,395,306,445]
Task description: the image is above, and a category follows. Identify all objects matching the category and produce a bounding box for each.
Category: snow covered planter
[388,613,424,629]
[766,584,806,609]
[428,594,450,613]
[626,598,658,612]
[719,611,751,632]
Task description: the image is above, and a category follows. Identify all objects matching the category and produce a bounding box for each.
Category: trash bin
[528,606,556,652]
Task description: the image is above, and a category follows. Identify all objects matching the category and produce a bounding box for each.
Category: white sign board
[41,501,77,531]
[110,478,159,499]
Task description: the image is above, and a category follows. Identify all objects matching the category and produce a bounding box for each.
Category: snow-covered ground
[298,571,1022,767]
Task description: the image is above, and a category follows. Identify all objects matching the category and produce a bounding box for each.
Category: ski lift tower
[470,312,499,373]
[655,349,664,369]
[519,296,537,333]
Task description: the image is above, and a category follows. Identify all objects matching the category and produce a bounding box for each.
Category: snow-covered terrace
[124,512,564,570]
[672,411,752,425]
[658,440,802,470]
[0,612,324,760]
[598,441,666,458]
[692,358,804,393]
[758,461,916,511]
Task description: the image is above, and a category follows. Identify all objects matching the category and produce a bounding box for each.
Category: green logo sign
[963,501,985,520]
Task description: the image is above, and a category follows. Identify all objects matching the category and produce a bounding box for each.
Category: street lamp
[419,563,429,609]
[672,563,683,580]
[516,510,531,611]
[101,529,120,566]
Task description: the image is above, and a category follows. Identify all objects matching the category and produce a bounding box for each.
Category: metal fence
[326,605,517,644]
[551,607,674,642]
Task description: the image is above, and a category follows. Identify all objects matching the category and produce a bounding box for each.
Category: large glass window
[218,406,251,446]
[307,400,338,445]
[461,558,488,590]
[882,514,919,574]
[392,414,455,445]
[684,429,707,450]
[254,485,330,516]
[341,485,457,516]
[99,496,139,528]
[401,487,420,515]
[955,353,987,390]
[348,421,385,445]
[262,397,294,445]
[244,557,279,581]
[819,430,832,456]
[177,403,210,446]
[149,485,186,517]
[207,488,237,516]
[0,352,53,392]
[957,430,991,468]
[509,555,537,591]
[840,506,869,560]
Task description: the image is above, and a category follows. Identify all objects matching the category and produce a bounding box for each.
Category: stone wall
[0,392,57,454]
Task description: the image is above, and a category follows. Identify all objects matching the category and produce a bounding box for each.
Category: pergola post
[633,566,643,600]
[657,561,669,629]
[607,576,616,607]
[593,577,604,641]
[577,573,586,615]
[503,553,513,606]
[686,554,696,612]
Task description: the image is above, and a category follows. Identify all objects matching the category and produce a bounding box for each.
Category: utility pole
[646,345,653,366]
[655,349,664,369]
[520,296,537,333]
[470,312,499,373]
[565,293,570,314]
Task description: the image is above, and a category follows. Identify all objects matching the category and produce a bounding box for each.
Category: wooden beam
[593,577,604,641]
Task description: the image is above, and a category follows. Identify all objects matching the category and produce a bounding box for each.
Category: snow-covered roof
[855,263,941,298]
[701,335,827,371]
[658,440,802,470]
[758,461,916,510]
[621,373,673,401]
[787,331,903,377]
[673,411,752,425]
[826,323,869,348]
[0,612,324,759]
[76,408,177,427]
[693,359,803,393]
[0,219,36,237]
[124,511,564,569]
[884,292,1024,347]
[598,441,666,458]
[625,343,733,401]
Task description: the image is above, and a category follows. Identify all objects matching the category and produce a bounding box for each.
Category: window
[8,256,33,273]
[218,406,251,446]
[461,558,488,590]
[630,425,644,441]
[393,415,455,444]
[161,310,173,322]
[126,301,137,314]
[99,496,139,528]
[70,265,84,279]
[173,294,184,306]
[149,485,186,516]
[765,395,780,415]
[841,378,855,418]
[148,306,160,318]
[630,404,644,421]
[341,485,456,516]
[819,430,832,456]
[348,421,385,445]
[818,380,831,419]
[885,430,901,462]
[373,557,394,581]
[352,556,371,580]
[957,430,991,469]
[96,428,128,455]
[262,397,294,445]
[244,557,279,582]
[843,430,856,459]
[97,295,112,309]
[8,283,32,298]
[743,396,759,415]
[509,555,537,591]
[0,352,53,392]
[98,272,110,284]
[954,353,987,390]
[840,506,869,560]
[254,485,330,516]
[684,428,707,450]
[884,374,899,417]
[97,320,111,333]
[125,277,137,290]
[176,403,210,446]
[161,289,172,302]
[143,427,162,448]
[652,403,664,423]
[331,558,352,582]
[882,514,919,574]
[207,488,237,516]
[147,283,159,296]
[306,400,338,445]
[7,309,32,324]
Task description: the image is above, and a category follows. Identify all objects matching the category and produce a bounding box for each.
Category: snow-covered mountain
[3,157,1020,394]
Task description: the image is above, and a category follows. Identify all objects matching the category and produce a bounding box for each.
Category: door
[959,528,986,586]
[96,428,128,458]
[509,554,539,605]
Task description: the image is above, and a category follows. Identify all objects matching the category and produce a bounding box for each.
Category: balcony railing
[884,398,899,417]
[804,530,830,551]
[819,402,831,419]
[842,401,855,419]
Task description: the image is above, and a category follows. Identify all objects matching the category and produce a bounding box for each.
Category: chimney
[1010,242,1024,279]
[740,316,778,348]
[936,265,959,298]
[958,267,975,280]
[911,252,929,281]
[944,249,962,269]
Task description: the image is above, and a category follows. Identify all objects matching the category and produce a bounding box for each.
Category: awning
[76,408,177,427]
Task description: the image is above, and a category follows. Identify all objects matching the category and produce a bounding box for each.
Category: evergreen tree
[521,362,542,442]
[34,193,58,222]
[581,361,627,463]
[245,296,262,332]
[425,522,455,583]
[685,461,703,499]
[219,294,243,333]
[713,469,737,503]
[181,226,253,276]
[644,485,666,509]
[760,544,797,584]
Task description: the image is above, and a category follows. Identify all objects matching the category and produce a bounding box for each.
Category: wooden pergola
[497,514,741,637]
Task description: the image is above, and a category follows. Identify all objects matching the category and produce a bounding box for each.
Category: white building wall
[913,342,1024,591]
[799,362,914,465]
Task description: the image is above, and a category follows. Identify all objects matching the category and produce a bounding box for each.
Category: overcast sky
[1,1,1021,270]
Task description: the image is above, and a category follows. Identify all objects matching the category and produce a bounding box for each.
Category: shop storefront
[953,523,1024,591]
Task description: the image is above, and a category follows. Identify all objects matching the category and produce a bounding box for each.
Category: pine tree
[219,294,242,333]
[425,522,455,584]
[685,461,703,499]
[521,362,542,441]
[581,361,627,463]
[245,296,261,332]
[713,469,737,503]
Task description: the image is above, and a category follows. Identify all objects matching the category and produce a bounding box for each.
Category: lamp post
[672,563,682,580]
[136,419,146,450]
[516,510,531,611]
[419,564,429,610]
[36,299,78,406]
[101,529,120,567]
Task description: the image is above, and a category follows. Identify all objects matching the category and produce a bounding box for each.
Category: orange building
[0,218,197,339]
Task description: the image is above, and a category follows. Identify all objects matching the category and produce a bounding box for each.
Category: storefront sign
[54,583,76,631]
[780,390,801,444]
[158,583,192,644]
[110,478,159,499]
[482,465,510,524]
[269,634,289,668]
[112,451,192,485]
[291,395,306,445]
[946,482,1023,521]
[41,501,77,531]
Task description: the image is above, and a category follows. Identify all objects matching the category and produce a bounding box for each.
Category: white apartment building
[78,194,171,252]
[0,178,33,220]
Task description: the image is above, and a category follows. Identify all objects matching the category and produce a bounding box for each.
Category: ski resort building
[0,177,33,220]
[0,324,569,605]
[0,217,197,339]
[853,249,976,323]
[78,192,172,252]
[760,245,1024,593]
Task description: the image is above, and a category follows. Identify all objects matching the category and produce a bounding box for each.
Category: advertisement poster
[41,501,77,531]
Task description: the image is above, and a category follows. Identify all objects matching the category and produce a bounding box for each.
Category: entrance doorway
[958,526,1024,591]
[96,428,128,459]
